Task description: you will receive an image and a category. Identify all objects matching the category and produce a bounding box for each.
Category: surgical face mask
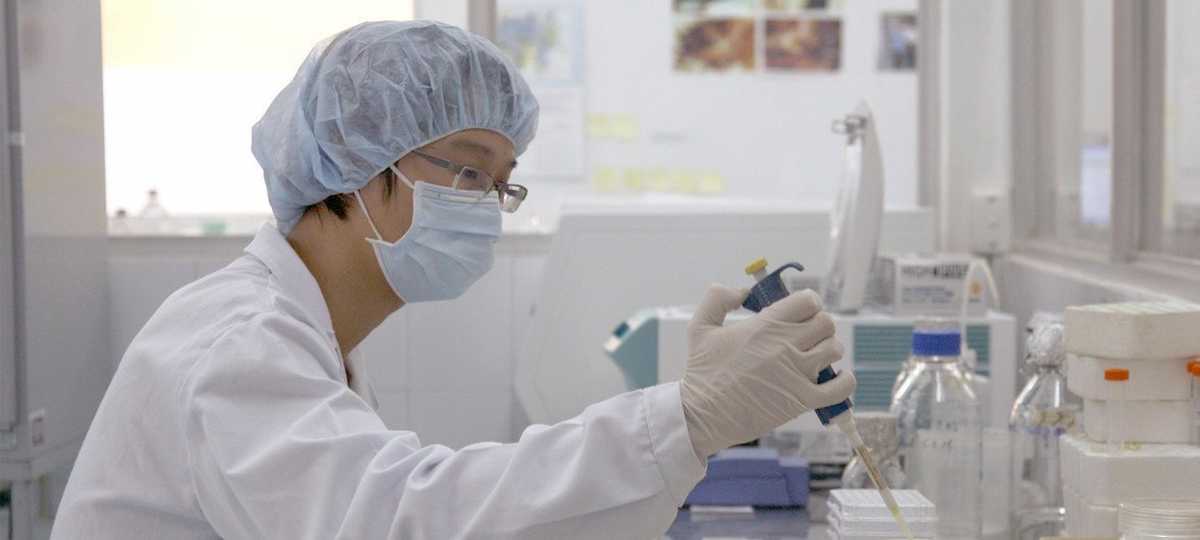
[354,166,501,303]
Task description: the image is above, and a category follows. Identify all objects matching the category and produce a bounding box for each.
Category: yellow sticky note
[592,167,620,192]
[587,115,612,138]
[623,168,646,191]
[676,172,699,194]
[647,169,673,192]
[610,115,639,141]
[697,172,725,194]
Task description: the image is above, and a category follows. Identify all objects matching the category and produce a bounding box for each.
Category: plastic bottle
[891,320,983,539]
[1189,360,1200,445]
[1106,368,1130,453]
[841,411,907,490]
[1009,322,1080,540]
[1119,499,1200,540]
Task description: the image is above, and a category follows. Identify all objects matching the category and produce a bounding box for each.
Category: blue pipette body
[742,262,852,425]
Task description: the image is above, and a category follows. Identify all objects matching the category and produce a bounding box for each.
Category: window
[102,0,414,221]
[1036,0,1113,247]
[1017,0,1200,277]
[1159,0,1200,259]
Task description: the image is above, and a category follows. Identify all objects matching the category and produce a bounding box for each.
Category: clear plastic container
[1107,368,1130,452]
[1190,360,1200,445]
[841,412,907,490]
[1009,322,1080,540]
[891,320,983,540]
[1120,499,1200,540]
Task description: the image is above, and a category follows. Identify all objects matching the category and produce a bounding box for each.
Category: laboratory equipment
[870,253,989,317]
[1009,321,1079,540]
[891,321,983,539]
[1068,354,1195,443]
[840,412,906,490]
[518,201,935,426]
[823,102,884,313]
[744,259,913,539]
[1059,301,1200,537]
[603,307,1016,428]
[827,489,937,539]
[1084,399,1193,444]
[602,310,660,390]
[683,447,809,508]
[1119,499,1200,540]
[1106,368,1130,453]
[1060,433,1200,536]
[1068,355,1196,402]
[1191,360,1200,444]
[1064,302,1200,360]
[0,0,112,536]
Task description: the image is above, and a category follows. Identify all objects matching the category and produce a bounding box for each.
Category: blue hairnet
[252,20,540,233]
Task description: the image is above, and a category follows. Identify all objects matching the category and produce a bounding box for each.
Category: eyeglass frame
[407,149,527,213]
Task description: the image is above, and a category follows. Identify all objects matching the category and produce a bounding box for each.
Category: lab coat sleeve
[182,312,707,540]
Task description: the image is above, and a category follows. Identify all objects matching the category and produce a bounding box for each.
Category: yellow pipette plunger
[743,259,913,539]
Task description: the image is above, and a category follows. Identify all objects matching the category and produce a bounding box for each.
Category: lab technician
[53,21,854,539]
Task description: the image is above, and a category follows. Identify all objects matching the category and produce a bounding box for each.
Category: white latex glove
[680,284,856,460]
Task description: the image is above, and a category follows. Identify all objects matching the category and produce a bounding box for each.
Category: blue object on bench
[684,447,810,508]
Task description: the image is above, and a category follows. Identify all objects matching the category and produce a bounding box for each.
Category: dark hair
[305,167,400,221]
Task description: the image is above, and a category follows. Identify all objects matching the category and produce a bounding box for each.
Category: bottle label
[905,429,982,535]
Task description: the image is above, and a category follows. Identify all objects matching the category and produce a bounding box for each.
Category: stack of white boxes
[1060,302,1200,536]
[827,489,937,540]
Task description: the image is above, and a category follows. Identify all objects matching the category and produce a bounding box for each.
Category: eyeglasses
[409,150,527,213]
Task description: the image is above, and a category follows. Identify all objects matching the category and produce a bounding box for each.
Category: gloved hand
[680,284,856,460]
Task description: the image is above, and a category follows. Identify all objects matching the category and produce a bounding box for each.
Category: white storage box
[1083,398,1193,444]
[1066,354,1195,401]
[1060,433,1200,506]
[827,489,937,539]
[1065,302,1200,360]
[826,489,937,521]
[870,253,987,317]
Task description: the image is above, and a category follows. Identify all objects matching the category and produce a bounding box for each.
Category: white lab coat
[53,224,706,539]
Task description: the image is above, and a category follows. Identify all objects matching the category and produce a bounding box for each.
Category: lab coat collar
[244,224,378,408]
[245,223,337,342]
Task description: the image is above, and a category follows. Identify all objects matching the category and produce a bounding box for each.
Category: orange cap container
[1104,368,1130,381]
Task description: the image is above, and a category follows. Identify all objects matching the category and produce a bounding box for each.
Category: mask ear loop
[355,163,420,242]
[353,190,385,241]
[390,164,416,190]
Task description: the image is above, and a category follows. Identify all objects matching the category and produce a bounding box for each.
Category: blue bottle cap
[912,330,962,356]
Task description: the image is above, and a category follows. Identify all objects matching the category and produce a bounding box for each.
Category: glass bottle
[891,321,983,540]
[840,411,907,490]
[139,189,167,218]
[1009,321,1080,540]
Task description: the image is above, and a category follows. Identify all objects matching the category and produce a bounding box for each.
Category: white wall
[584,0,919,206]
[996,254,1200,340]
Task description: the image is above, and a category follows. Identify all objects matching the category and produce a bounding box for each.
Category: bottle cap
[1188,359,1200,376]
[912,330,962,357]
[1026,322,1066,366]
[1104,368,1130,382]
[745,258,768,276]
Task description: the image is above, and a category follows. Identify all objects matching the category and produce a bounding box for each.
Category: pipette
[743,258,915,540]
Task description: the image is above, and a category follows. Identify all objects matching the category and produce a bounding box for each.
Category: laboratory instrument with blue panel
[743,258,914,539]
